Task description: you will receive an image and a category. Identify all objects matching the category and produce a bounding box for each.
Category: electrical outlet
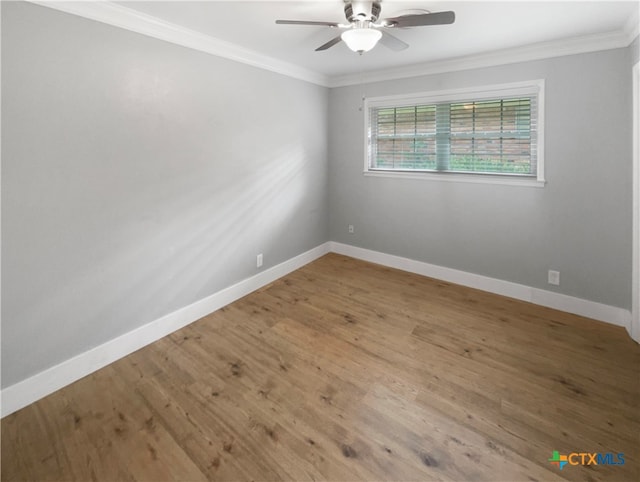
[348,224,355,234]
[257,253,263,268]
[548,270,560,286]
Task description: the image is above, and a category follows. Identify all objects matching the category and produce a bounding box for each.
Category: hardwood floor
[2,253,639,481]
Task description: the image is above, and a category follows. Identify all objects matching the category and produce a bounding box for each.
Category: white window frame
[364,80,546,187]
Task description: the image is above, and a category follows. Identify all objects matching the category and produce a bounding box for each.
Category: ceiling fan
[276,1,455,54]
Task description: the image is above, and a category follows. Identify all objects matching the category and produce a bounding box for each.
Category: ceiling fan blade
[276,20,340,27]
[315,35,343,51]
[379,30,409,51]
[384,11,455,28]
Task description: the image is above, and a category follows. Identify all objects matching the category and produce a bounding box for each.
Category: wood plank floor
[2,253,639,481]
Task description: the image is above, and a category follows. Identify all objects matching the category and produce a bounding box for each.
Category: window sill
[364,170,546,187]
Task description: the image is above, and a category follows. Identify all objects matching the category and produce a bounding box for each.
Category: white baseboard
[1,243,331,418]
[2,240,632,418]
[329,242,632,330]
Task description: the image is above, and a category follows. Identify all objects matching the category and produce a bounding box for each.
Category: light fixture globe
[341,28,382,53]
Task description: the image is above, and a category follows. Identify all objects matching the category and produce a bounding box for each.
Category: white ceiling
[113,0,638,80]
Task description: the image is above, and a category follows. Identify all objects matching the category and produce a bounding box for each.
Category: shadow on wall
[8,141,313,386]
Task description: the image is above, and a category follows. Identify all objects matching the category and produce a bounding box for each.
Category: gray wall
[1,2,328,388]
[630,35,639,64]
[328,48,632,310]
[1,1,636,390]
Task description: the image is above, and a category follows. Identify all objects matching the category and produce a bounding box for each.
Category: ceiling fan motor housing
[276,2,455,52]
[344,1,382,23]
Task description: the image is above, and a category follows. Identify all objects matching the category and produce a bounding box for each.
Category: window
[364,80,545,185]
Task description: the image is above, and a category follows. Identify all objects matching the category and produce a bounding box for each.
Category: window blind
[369,94,538,176]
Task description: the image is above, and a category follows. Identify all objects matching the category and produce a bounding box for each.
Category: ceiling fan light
[341,28,382,53]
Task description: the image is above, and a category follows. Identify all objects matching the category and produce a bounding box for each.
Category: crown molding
[624,8,639,45]
[27,1,637,90]
[28,0,330,87]
[328,28,635,87]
